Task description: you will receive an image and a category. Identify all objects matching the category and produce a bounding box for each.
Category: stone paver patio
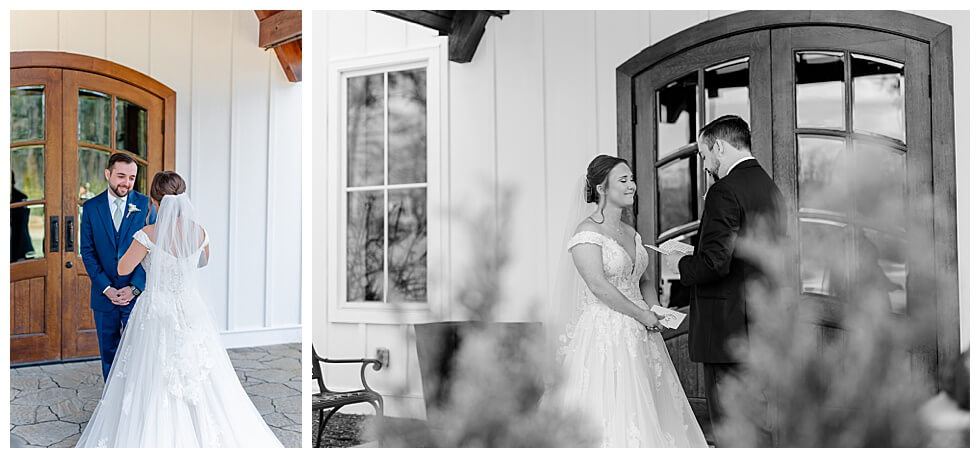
[10,343,301,448]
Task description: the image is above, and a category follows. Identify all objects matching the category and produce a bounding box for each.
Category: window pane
[10,204,45,262]
[858,228,906,314]
[852,54,905,142]
[136,162,147,195]
[705,58,750,123]
[388,188,427,302]
[10,146,45,201]
[796,52,844,130]
[797,136,846,215]
[388,68,427,185]
[657,154,696,234]
[852,141,906,229]
[347,191,384,302]
[800,219,847,297]
[347,74,385,187]
[78,90,111,147]
[657,72,698,157]
[10,86,45,142]
[115,98,148,158]
[78,147,110,200]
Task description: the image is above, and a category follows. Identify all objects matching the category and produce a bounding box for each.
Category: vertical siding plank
[313,10,332,354]
[58,11,107,58]
[106,11,150,74]
[493,12,548,321]
[191,10,234,330]
[596,11,649,157]
[649,11,710,45]
[366,11,408,54]
[267,54,304,328]
[148,11,194,178]
[447,16,497,321]
[326,11,367,60]
[10,11,59,50]
[542,11,598,302]
[229,10,271,330]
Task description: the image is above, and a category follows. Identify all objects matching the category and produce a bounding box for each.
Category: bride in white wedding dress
[551,155,707,447]
[76,171,283,448]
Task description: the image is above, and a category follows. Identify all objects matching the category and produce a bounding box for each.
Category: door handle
[50,216,59,252]
[65,216,75,252]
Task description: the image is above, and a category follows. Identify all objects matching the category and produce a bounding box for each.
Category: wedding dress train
[77,195,283,448]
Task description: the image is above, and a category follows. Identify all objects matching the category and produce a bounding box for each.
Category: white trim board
[220,325,302,349]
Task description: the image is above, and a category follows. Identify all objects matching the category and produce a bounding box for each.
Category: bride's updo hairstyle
[150,171,186,203]
[585,155,628,224]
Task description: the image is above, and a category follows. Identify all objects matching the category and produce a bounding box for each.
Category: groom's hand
[114,287,135,306]
[664,253,683,276]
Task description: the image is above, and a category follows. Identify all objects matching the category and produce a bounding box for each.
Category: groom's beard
[110,184,131,198]
[706,170,720,182]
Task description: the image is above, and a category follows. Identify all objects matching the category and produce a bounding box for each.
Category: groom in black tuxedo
[665,115,785,445]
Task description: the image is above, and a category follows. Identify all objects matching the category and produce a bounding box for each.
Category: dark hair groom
[663,115,786,446]
[79,152,157,380]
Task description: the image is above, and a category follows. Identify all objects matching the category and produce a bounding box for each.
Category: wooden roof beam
[258,10,301,48]
[255,10,302,82]
[374,10,508,63]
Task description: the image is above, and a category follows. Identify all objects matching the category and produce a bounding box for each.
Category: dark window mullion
[696,67,706,217]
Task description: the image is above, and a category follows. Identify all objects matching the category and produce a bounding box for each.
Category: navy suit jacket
[80,190,156,313]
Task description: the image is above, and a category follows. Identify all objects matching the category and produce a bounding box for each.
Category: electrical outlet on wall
[376,348,390,368]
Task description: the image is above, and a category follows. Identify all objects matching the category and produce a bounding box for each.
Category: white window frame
[326,43,448,324]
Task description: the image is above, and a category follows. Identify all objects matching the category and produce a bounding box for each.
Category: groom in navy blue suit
[80,152,156,380]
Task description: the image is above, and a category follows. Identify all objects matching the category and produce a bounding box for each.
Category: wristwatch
[130,286,141,297]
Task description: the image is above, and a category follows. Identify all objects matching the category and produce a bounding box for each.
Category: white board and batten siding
[11,10,303,348]
[316,10,969,419]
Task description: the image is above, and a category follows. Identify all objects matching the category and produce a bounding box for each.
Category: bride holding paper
[549,154,707,448]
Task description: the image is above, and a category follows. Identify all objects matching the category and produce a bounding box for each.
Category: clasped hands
[105,286,135,306]
[637,300,667,333]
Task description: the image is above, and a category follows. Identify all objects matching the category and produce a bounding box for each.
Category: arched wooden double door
[10,52,175,364]
[619,12,957,438]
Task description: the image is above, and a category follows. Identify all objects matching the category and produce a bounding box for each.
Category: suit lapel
[119,193,136,239]
[95,191,117,249]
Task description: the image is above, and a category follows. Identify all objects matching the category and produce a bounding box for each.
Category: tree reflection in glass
[388,69,427,185]
[347,191,384,301]
[796,52,845,130]
[115,98,148,158]
[10,86,45,142]
[853,54,905,142]
[347,74,384,187]
[388,188,427,302]
[797,136,846,215]
[78,147,109,199]
[78,90,111,147]
[657,156,695,234]
[657,73,698,157]
[705,58,750,123]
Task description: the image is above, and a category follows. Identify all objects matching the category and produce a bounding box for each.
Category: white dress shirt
[103,190,129,295]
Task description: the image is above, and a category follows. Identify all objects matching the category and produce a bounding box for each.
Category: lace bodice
[133,228,209,278]
[567,230,648,306]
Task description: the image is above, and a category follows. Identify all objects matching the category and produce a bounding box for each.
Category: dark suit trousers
[704,362,775,447]
[94,304,133,381]
[704,362,739,432]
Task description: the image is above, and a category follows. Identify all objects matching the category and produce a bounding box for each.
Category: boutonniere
[126,203,141,218]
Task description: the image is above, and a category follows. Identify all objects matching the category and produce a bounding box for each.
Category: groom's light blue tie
[113,198,123,231]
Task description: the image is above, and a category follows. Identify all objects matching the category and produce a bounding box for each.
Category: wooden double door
[10,54,171,364]
[623,13,954,438]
